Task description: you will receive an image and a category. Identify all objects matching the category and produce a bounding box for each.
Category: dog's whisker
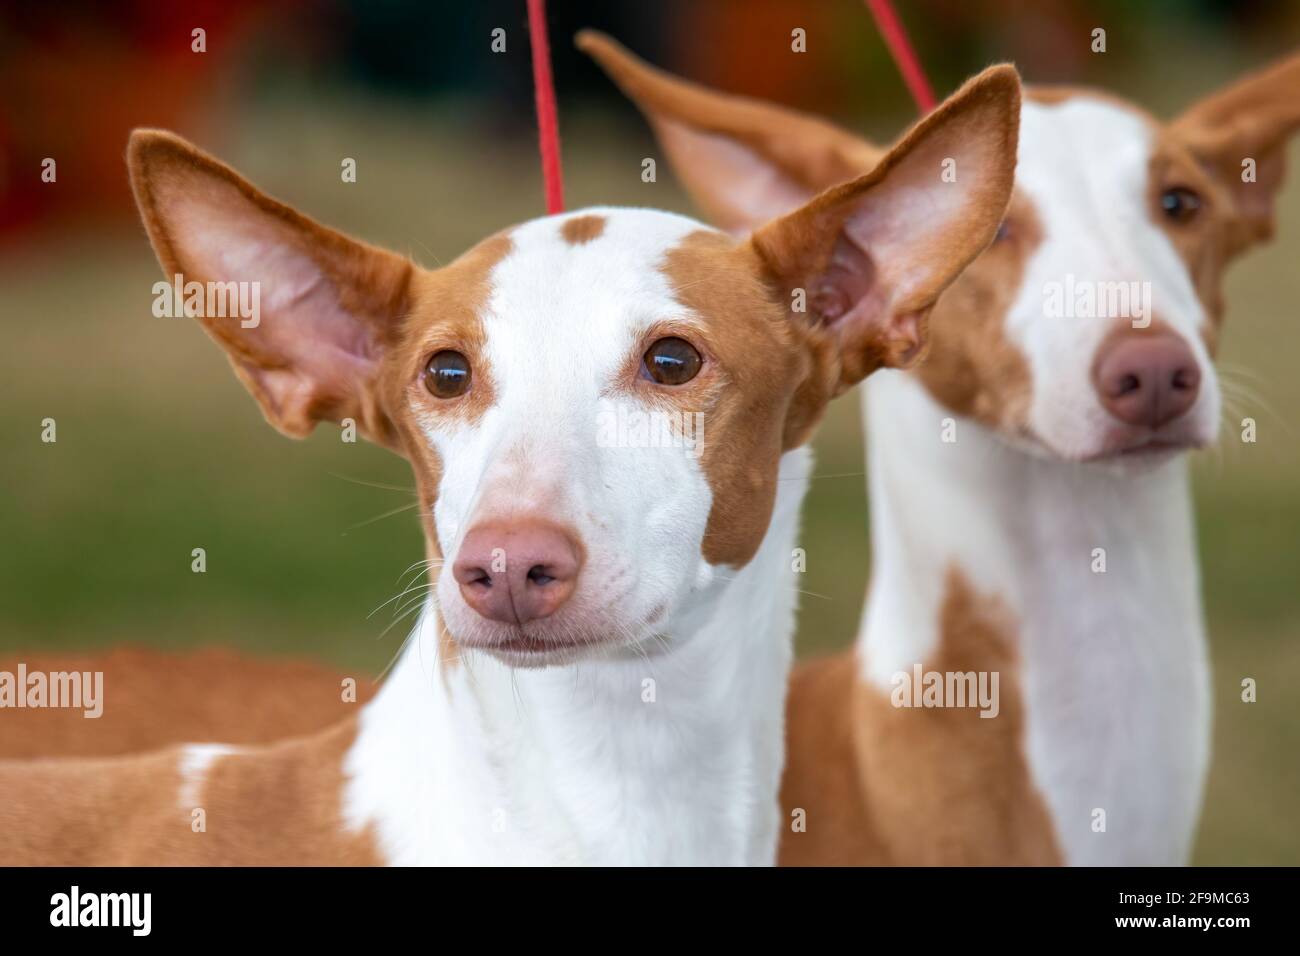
[327,472,418,495]
[345,500,422,532]
[368,580,434,621]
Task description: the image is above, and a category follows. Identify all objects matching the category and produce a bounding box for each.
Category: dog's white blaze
[1009,99,1221,460]
[343,207,812,864]
[858,99,1213,865]
[430,208,716,648]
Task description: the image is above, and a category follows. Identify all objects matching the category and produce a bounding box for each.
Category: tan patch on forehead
[911,192,1037,431]
[779,567,1062,865]
[659,230,814,568]
[560,214,606,245]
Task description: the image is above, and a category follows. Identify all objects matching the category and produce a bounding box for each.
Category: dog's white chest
[862,376,1212,865]
[1016,463,1211,865]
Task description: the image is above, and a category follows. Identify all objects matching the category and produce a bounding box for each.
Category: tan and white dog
[0,68,1019,865]
[580,32,1300,865]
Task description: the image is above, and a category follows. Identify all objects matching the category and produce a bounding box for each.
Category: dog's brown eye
[424,350,471,398]
[1160,186,1202,223]
[643,337,702,386]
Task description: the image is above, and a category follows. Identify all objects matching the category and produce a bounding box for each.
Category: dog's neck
[858,372,1210,864]
[342,447,812,865]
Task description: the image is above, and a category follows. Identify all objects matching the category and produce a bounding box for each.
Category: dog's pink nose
[1092,330,1201,429]
[452,519,583,625]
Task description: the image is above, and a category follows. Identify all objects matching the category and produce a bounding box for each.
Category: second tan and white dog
[580,33,1300,865]
[0,66,1019,864]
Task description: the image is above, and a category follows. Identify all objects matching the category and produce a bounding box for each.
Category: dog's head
[583,32,1300,463]
[127,77,1016,665]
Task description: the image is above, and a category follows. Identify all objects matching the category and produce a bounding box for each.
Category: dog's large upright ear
[128,130,413,447]
[578,30,881,233]
[753,65,1020,390]
[1170,51,1300,249]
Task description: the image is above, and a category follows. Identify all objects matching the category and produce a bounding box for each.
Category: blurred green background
[1,1,1296,863]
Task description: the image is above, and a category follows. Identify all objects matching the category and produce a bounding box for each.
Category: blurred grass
[1,90,1296,864]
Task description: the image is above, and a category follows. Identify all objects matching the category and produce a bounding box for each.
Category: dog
[580,31,1300,865]
[0,65,1019,864]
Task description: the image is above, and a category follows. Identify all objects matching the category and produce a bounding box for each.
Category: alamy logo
[596,406,704,459]
[890,664,1000,719]
[153,273,261,328]
[50,886,151,936]
[1042,273,1152,328]
[0,664,102,718]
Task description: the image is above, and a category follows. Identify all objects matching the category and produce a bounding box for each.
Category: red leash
[526,0,565,214]
[863,0,936,113]
[525,0,927,212]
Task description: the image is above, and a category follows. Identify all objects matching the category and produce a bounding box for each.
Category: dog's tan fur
[780,569,1061,865]
[0,646,368,759]
[0,717,381,865]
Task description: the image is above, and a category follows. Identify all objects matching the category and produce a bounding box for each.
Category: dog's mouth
[455,627,614,668]
[1000,420,1209,465]
[453,617,676,669]
[1082,431,1207,463]
[1116,438,1194,457]
[439,572,671,669]
[488,632,587,665]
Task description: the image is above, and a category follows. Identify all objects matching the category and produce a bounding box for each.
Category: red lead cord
[526,0,565,214]
[863,0,937,113]
[525,0,926,212]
